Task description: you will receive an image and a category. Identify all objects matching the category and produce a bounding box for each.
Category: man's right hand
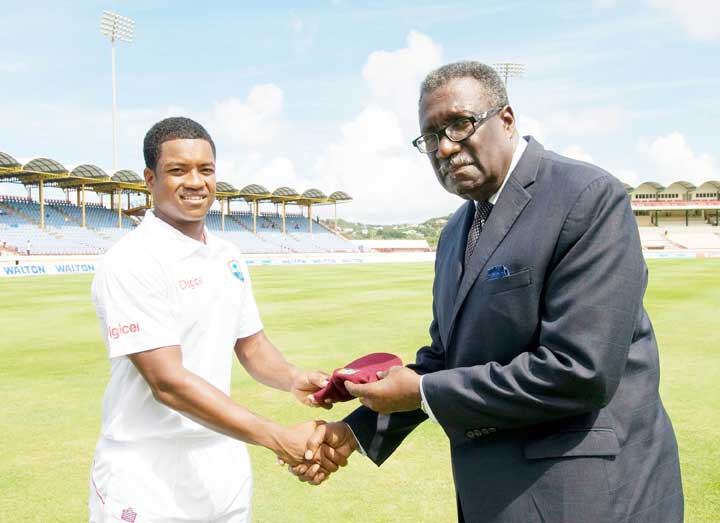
[289,422,359,485]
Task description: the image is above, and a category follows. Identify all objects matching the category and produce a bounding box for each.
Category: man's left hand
[344,366,422,414]
[291,370,332,409]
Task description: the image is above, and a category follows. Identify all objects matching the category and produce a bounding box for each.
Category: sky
[1,0,718,223]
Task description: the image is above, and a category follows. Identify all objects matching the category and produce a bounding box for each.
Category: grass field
[1,260,718,522]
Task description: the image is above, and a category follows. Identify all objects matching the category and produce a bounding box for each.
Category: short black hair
[143,117,216,170]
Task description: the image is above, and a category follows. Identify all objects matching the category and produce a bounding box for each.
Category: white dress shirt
[420,135,528,422]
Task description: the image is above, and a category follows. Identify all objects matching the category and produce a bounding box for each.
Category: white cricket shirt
[92,210,263,441]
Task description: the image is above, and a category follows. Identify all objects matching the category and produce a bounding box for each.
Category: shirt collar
[142,210,217,260]
[485,134,528,206]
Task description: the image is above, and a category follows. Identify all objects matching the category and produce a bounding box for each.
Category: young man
[89,117,338,522]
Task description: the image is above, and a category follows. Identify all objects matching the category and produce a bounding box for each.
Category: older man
[302,61,683,523]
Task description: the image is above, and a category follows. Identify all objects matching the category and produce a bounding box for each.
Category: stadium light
[493,62,525,86]
[100,11,135,170]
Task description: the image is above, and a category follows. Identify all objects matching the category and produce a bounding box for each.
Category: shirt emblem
[228,260,245,281]
[121,507,137,522]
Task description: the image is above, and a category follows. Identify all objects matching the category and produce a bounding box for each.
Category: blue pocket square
[487,265,511,280]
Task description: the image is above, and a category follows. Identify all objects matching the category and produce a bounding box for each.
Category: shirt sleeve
[233,257,263,339]
[92,257,181,358]
[419,375,439,422]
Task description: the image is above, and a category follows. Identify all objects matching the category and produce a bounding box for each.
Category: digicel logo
[178,276,203,290]
[108,322,140,340]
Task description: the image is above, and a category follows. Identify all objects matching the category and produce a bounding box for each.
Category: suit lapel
[445,137,543,346]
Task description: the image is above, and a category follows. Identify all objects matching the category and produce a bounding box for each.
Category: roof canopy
[696,181,720,191]
[240,183,270,195]
[23,157,67,175]
[112,170,142,183]
[663,181,696,191]
[0,152,21,169]
[272,186,299,197]
[216,181,237,193]
[302,188,326,199]
[0,149,352,208]
[71,164,109,179]
[329,190,352,201]
[634,181,665,192]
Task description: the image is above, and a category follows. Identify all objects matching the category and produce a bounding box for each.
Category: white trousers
[88,435,252,522]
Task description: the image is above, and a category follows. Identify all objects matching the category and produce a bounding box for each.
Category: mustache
[439,155,473,176]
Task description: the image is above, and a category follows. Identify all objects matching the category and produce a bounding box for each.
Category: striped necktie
[464,200,493,266]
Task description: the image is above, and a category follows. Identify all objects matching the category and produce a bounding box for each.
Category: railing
[632,200,720,207]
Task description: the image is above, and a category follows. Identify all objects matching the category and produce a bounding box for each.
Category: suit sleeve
[344,232,450,465]
[422,176,645,430]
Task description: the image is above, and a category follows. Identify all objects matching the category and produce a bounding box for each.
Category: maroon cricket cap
[313,352,403,403]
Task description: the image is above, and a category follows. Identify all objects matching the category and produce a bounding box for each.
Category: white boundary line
[1,250,719,278]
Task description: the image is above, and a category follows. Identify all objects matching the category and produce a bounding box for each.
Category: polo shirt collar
[142,210,218,260]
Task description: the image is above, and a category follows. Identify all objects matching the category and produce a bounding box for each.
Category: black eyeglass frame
[412,106,504,153]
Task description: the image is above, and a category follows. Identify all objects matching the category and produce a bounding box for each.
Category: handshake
[272,353,423,485]
[275,420,359,486]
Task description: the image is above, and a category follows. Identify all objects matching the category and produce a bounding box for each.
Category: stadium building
[628,181,720,250]
[2,150,720,257]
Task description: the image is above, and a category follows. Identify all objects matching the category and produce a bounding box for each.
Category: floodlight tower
[493,62,525,86]
[100,11,135,170]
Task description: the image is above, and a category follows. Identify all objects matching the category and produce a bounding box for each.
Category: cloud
[0,62,27,73]
[543,106,622,137]
[211,84,284,147]
[290,16,304,33]
[516,114,547,144]
[361,30,443,136]
[253,157,305,190]
[614,169,642,186]
[314,105,460,223]
[646,0,720,40]
[592,0,620,7]
[638,131,718,184]
[561,145,595,163]
[312,31,463,223]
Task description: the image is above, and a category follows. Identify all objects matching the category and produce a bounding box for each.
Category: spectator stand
[629,180,720,227]
[0,149,355,255]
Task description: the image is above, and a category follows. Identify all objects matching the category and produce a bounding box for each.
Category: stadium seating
[638,227,672,250]
[0,197,358,255]
[3,194,719,255]
[665,230,720,249]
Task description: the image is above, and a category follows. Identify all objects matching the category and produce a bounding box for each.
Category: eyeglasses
[412,107,503,154]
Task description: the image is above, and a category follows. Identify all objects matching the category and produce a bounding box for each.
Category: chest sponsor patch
[228,260,245,281]
[178,276,203,290]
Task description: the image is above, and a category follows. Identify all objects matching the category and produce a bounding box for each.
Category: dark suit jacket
[345,137,683,523]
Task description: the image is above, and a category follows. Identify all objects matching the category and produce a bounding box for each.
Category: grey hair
[419,61,509,108]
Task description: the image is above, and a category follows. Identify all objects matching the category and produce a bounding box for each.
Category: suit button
[481,428,490,435]
[473,429,483,437]
[488,427,497,433]
[465,430,475,439]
